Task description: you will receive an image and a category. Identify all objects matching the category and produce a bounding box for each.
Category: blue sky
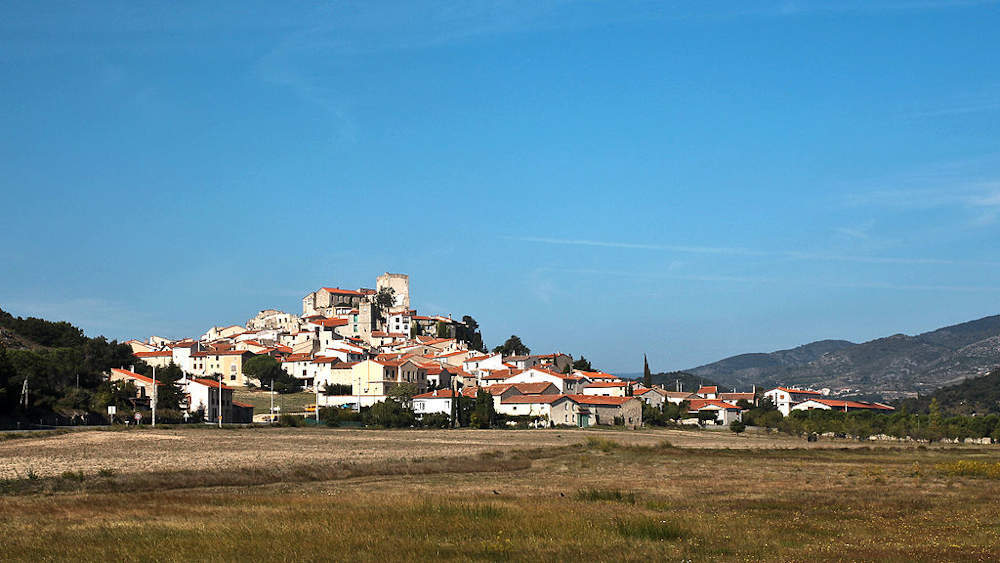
[2,1,1000,373]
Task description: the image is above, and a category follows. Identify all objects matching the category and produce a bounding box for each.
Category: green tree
[365,398,415,428]
[141,362,185,411]
[572,356,592,371]
[457,316,485,352]
[372,287,397,323]
[492,335,530,357]
[471,389,496,428]
[643,354,652,388]
[387,382,418,404]
[243,355,299,393]
[435,321,450,338]
[730,419,747,435]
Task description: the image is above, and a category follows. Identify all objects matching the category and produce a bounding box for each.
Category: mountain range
[686,315,1000,399]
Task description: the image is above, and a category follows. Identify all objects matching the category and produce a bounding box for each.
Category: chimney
[130,365,135,373]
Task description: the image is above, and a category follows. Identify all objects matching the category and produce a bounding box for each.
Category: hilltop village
[113,273,894,427]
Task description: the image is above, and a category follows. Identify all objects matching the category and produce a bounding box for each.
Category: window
[230,375,236,381]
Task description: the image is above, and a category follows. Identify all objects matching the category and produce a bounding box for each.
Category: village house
[687,399,743,425]
[791,399,895,413]
[496,394,579,427]
[412,388,460,417]
[181,377,236,423]
[462,353,506,376]
[566,395,643,429]
[505,367,587,394]
[632,386,667,408]
[582,381,631,397]
[109,367,162,405]
[505,353,573,372]
[133,350,174,370]
[763,387,825,415]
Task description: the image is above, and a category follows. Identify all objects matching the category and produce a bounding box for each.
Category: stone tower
[376,273,410,311]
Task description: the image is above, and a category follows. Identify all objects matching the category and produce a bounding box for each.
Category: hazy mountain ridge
[687,315,1000,398]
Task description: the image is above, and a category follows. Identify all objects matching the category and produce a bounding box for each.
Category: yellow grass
[2,428,1000,560]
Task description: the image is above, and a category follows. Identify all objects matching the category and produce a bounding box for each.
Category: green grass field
[2,428,1000,561]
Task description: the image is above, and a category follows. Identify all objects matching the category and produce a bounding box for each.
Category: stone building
[376,272,410,311]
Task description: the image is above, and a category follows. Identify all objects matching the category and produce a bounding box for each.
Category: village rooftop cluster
[112,273,894,427]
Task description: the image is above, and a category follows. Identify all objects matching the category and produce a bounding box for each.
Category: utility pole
[315,379,320,424]
[151,365,157,427]
[218,373,223,428]
[20,378,28,409]
[270,379,274,425]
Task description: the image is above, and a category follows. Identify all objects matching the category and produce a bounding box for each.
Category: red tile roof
[687,399,741,411]
[190,377,234,390]
[310,318,349,328]
[566,394,635,406]
[135,351,172,358]
[806,399,894,411]
[110,368,163,386]
[773,387,822,395]
[413,389,461,399]
[322,287,364,296]
[501,394,569,405]
[697,386,718,395]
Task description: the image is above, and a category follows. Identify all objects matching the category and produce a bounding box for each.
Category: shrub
[421,413,451,428]
[937,460,1000,479]
[278,414,304,427]
[576,488,636,504]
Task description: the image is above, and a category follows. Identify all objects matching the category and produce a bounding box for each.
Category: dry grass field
[3,427,1000,561]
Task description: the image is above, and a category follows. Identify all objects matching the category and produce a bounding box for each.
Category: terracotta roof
[806,399,894,411]
[501,394,569,405]
[585,381,629,388]
[576,370,618,379]
[528,367,582,381]
[464,354,495,363]
[311,356,342,364]
[413,389,461,399]
[110,368,163,386]
[772,387,822,395]
[283,353,314,362]
[190,377,234,390]
[135,351,172,358]
[566,394,635,406]
[322,287,364,296]
[310,318,349,328]
[232,401,254,408]
[697,386,718,395]
[687,399,741,411]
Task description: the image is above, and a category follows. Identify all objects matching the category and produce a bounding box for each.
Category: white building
[763,387,824,416]
[504,367,587,394]
[462,353,505,376]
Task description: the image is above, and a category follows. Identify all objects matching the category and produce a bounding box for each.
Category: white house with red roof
[496,394,579,427]
[181,377,236,423]
[574,370,621,382]
[504,367,587,394]
[763,387,825,415]
[582,381,631,397]
[695,385,719,399]
[791,399,894,413]
[687,398,743,425]
[412,388,460,417]
[462,353,505,376]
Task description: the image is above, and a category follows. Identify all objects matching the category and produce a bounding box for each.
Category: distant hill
[618,370,723,393]
[687,315,1000,399]
[898,369,1000,415]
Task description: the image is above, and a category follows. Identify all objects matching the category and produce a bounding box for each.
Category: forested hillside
[898,369,1000,415]
[0,307,140,425]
